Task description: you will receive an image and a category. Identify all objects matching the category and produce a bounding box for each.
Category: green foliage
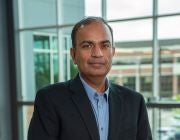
[35,69,50,90]
[172,94,180,115]
[175,94,180,101]
[70,61,78,79]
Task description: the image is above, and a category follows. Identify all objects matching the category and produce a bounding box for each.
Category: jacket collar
[70,74,100,140]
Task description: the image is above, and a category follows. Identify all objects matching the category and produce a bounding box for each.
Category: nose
[91,45,103,57]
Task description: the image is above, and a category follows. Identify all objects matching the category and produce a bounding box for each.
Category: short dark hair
[71,16,114,47]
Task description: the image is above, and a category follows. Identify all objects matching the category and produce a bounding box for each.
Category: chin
[89,72,107,77]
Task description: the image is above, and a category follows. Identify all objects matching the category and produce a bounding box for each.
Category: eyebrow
[101,40,111,44]
[79,40,111,46]
[79,41,93,46]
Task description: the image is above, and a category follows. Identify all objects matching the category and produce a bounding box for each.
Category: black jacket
[28,75,152,140]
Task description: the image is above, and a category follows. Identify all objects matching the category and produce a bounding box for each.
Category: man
[28,17,152,140]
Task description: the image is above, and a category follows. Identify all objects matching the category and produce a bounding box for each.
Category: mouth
[88,59,106,68]
[88,62,105,68]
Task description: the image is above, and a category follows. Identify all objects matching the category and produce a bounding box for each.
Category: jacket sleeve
[28,89,60,140]
[136,96,153,140]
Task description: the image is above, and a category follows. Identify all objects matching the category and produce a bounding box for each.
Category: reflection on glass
[160,40,180,100]
[109,19,152,42]
[62,35,78,80]
[53,54,59,83]
[109,41,153,99]
[158,0,180,15]
[34,35,50,49]
[34,36,50,49]
[33,34,59,90]
[141,76,152,93]
[107,0,152,20]
[34,53,50,90]
[52,36,58,50]
[123,77,136,90]
[178,76,180,94]
[160,76,172,98]
[158,16,180,39]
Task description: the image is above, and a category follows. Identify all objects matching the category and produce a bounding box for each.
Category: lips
[88,61,105,65]
[88,60,105,69]
[88,59,105,64]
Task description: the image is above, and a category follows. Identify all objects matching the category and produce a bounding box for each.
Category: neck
[80,74,106,93]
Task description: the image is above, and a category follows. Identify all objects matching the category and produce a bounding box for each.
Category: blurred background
[1,0,180,140]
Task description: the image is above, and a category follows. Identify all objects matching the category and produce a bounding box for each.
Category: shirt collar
[79,74,109,101]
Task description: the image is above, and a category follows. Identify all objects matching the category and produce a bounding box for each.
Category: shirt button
[101,127,103,131]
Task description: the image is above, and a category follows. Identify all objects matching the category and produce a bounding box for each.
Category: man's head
[71,16,114,48]
[70,16,115,81]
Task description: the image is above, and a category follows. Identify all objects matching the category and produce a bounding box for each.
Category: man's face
[71,21,115,79]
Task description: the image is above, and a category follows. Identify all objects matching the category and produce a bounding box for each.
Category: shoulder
[110,83,144,102]
[38,80,71,94]
[109,83,147,113]
[35,80,73,104]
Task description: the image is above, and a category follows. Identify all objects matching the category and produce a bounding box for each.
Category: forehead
[78,21,110,33]
[75,21,112,42]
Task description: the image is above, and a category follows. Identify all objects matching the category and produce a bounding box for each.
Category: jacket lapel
[108,85,124,140]
[70,75,99,140]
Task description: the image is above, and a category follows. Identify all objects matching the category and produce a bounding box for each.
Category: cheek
[79,52,89,59]
[106,53,113,62]
[75,53,88,64]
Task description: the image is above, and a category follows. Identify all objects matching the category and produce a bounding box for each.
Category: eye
[82,43,93,49]
[102,43,111,48]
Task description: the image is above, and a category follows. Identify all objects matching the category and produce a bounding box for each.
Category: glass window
[18,105,34,140]
[85,0,101,17]
[178,57,180,63]
[34,36,50,49]
[19,0,85,27]
[109,40,153,98]
[107,0,152,20]
[34,52,50,90]
[123,77,136,90]
[159,40,180,99]
[17,30,58,101]
[158,16,180,39]
[52,36,58,50]
[60,27,78,81]
[158,0,180,15]
[13,1,180,140]
[53,53,59,83]
[19,0,57,28]
[148,108,180,140]
[141,76,152,92]
[160,76,173,98]
[178,76,180,94]
[33,34,59,91]
[109,19,152,42]
[160,57,173,64]
[57,0,85,24]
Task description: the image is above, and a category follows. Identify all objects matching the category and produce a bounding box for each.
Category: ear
[70,47,77,64]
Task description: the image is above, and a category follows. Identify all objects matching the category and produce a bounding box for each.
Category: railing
[147,101,180,140]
